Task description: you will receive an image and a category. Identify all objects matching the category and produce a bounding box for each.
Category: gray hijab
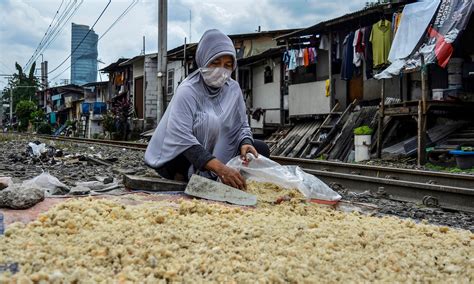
[144,29,253,174]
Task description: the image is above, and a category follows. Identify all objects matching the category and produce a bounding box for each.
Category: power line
[25,0,77,69]
[24,0,66,69]
[48,0,112,75]
[35,0,84,64]
[0,60,14,74]
[99,0,138,41]
[50,0,138,82]
[25,0,83,71]
[25,0,84,71]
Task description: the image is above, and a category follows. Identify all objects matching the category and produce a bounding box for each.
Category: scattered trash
[27,142,47,157]
[69,185,91,195]
[75,179,119,193]
[22,172,69,196]
[0,263,19,274]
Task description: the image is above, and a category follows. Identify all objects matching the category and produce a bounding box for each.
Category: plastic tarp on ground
[375,0,473,79]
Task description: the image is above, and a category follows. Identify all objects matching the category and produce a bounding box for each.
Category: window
[290,64,317,85]
[167,69,175,96]
[264,66,273,84]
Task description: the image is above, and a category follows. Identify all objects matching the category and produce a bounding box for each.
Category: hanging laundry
[319,35,330,50]
[353,28,365,67]
[50,112,56,124]
[363,26,374,80]
[282,51,290,69]
[335,33,342,60]
[311,48,317,63]
[325,79,330,97]
[341,31,355,81]
[303,48,310,67]
[288,50,297,70]
[394,13,402,34]
[298,49,305,66]
[370,19,392,67]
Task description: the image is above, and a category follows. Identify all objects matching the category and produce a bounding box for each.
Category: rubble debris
[383,122,465,156]
[0,184,44,209]
[0,177,13,190]
[267,105,378,162]
[69,186,91,196]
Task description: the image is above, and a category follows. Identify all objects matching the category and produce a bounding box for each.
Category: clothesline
[283,47,318,71]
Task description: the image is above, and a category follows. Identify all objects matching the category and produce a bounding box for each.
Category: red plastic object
[309,199,340,205]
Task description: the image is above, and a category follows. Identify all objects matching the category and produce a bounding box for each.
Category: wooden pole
[418,55,428,166]
[376,79,385,158]
[328,33,334,108]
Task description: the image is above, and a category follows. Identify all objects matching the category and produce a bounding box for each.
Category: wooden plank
[87,156,113,167]
[298,103,340,158]
[383,107,412,115]
[123,175,186,192]
[418,55,429,166]
[288,121,321,157]
[377,79,385,158]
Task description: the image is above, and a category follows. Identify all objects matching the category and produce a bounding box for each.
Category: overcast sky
[0,0,369,89]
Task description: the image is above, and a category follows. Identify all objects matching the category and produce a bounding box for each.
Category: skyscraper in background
[71,23,98,85]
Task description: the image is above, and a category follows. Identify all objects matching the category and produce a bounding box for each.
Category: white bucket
[354,135,371,162]
[432,89,444,100]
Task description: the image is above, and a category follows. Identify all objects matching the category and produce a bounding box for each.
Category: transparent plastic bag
[227,154,341,202]
[22,172,69,196]
[28,142,47,157]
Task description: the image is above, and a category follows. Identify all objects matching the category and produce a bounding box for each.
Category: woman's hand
[205,159,246,191]
[216,165,246,191]
[240,144,258,165]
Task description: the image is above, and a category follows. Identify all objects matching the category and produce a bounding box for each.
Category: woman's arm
[204,158,246,191]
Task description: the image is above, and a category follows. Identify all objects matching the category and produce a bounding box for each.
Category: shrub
[102,111,116,134]
[16,100,37,132]
[354,125,374,135]
[37,123,52,134]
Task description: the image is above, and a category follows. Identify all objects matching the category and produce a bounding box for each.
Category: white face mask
[200,67,232,88]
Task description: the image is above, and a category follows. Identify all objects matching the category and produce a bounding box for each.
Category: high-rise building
[71,23,98,85]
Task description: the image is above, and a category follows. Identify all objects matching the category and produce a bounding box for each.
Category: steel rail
[271,156,474,190]
[7,134,473,212]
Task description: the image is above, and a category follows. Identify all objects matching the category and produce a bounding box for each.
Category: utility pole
[157,0,167,122]
[41,61,48,90]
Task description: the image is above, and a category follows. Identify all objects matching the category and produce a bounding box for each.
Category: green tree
[30,109,47,132]
[1,62,40,112]
[16,100,37,132]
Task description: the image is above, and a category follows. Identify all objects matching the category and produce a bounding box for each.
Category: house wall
[364,76,404,101]
[316,49,329,79]
[235,36,278,59]
[167,60,185,97]
[133,60,144,79]
[289,80,331,116]
[251,59,282,124]
[333,74,347,108]
[144,55,158,126]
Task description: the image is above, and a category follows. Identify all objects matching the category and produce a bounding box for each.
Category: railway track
[9,133,474,212]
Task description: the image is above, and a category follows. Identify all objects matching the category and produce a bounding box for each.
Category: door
[134,76,144,119]
[348,72,363,104]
